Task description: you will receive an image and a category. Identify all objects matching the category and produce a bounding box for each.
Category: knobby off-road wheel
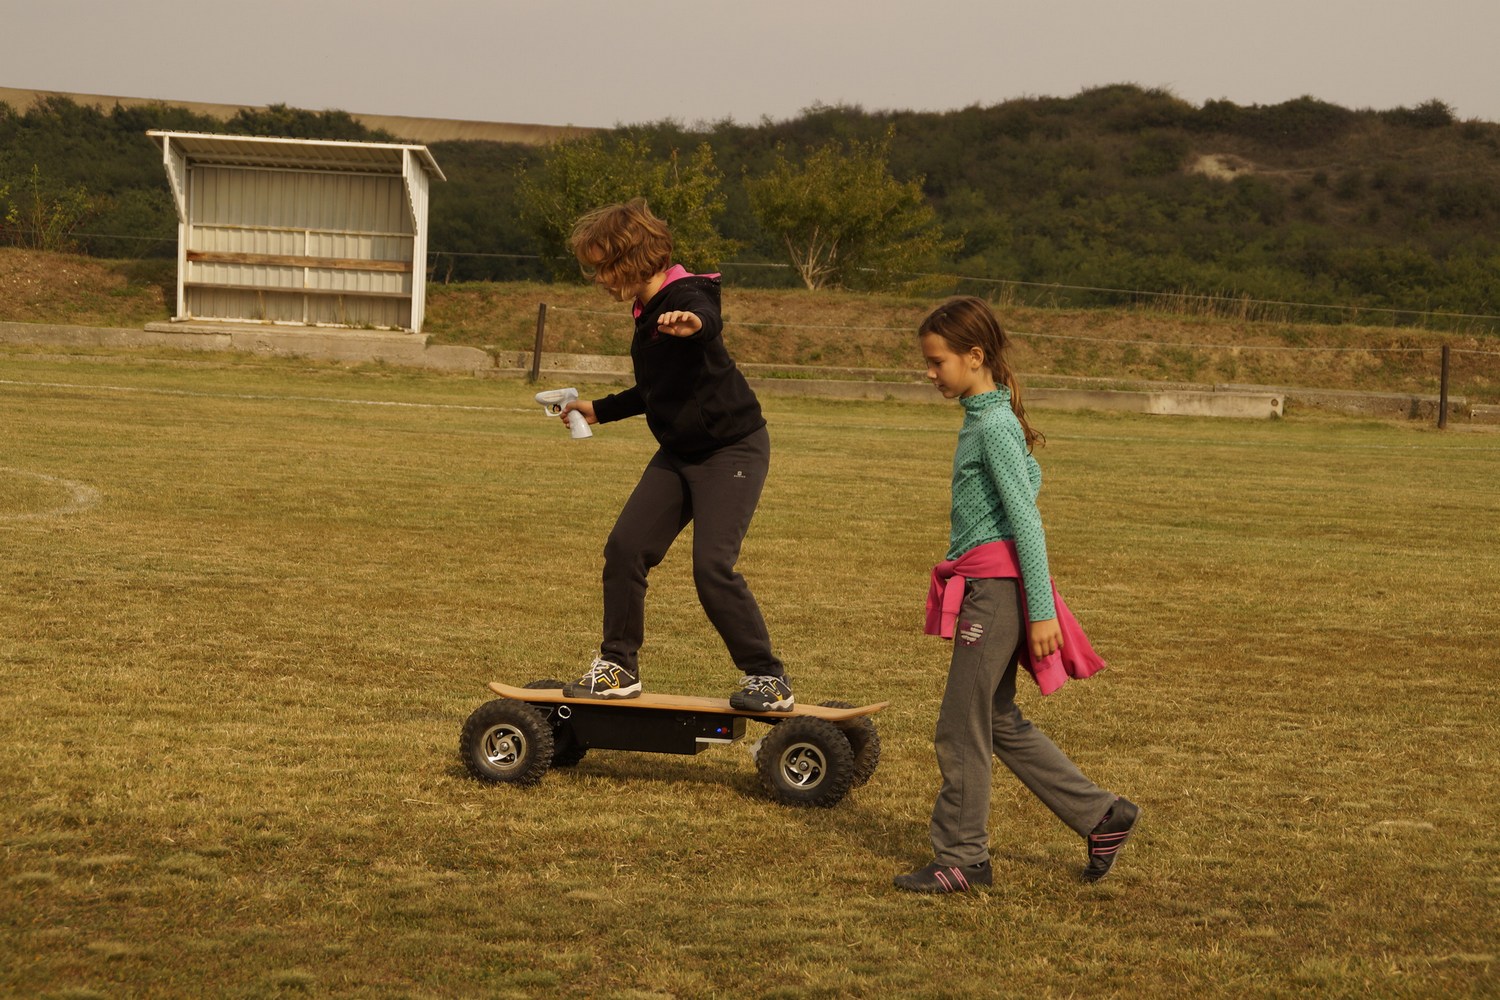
[755,716,855,807]
[820,700,881,788]
[524,678,589,767]
[460,699,554,785]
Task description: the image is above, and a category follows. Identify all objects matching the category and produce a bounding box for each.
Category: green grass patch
[2,349,1497,997]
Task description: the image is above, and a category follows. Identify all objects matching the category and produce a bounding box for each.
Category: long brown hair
[918,296,1043,449]
[569,198,674,288]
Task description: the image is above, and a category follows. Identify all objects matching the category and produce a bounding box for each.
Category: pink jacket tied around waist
[925,540,1108,695]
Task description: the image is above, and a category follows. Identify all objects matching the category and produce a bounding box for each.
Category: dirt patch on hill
[0,248,171,327]
[1188,154,1257,180]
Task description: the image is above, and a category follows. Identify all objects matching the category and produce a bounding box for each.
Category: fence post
[1437,344,1450,429]
[529,303,547,384]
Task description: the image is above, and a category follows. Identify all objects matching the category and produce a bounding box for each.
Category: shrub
[1125,132,1190,177]
[1251,96,1360,148]
[1333,170,1365,201]
[1433,179,1500,222]
[1379,100,1456,129]
[0,164,110,253]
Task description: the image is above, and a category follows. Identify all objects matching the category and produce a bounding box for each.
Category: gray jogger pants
[600,427,783,676]
[929,577,1115,866]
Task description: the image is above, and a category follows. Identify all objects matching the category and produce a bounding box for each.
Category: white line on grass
[0,379,531,415]
[0,467,101,519]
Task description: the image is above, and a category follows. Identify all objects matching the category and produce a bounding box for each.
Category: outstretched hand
[657,310,702,338]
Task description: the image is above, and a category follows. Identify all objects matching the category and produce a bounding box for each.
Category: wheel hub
[483,724,525,768]
[779,743,827,787]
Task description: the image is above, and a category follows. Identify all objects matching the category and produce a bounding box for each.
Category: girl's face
[593,271,648,303]
[581,250,648,303]
[921,332,994,399]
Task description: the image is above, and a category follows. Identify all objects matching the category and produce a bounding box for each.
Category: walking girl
[895,296,1138,893]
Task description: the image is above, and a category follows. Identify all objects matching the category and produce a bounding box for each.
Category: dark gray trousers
[600,427,783,676]
[930,577,1115,866]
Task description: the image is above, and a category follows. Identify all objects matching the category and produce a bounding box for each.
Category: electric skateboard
[460,680,887,807]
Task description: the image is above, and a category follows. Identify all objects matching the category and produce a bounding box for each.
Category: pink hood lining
[632,264,721,318]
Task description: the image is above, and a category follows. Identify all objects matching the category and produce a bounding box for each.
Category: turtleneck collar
[960,386,1011,413]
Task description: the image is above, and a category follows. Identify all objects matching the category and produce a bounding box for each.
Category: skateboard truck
[460,680,887,808]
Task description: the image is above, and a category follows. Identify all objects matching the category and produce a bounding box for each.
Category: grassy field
[2,346,1498,999]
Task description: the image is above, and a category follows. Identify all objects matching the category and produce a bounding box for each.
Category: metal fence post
[529,303,547,384]
[1438,344,1450,429]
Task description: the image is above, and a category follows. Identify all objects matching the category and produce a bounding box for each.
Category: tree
[0,164,110,252]
[745,129,959,290]
[223,104,395,142]
[516,134,740,279]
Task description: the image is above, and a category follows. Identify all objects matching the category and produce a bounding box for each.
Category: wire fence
[8,230,1499,416]
[37,231,1500,336]
[542,304,1500,360]
[537,300,1500,428]
[433,250,1500,332]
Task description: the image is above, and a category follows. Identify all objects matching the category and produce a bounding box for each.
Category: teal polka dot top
[947,387,1056,622]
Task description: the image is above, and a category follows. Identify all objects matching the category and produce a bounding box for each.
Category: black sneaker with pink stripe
[1083,797,1140,882]
[893,859,993,894]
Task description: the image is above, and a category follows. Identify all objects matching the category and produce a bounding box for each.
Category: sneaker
[893,860,993,894]
[562,657,641,699]
[729,674,794,711]
[1083,797,1140,882]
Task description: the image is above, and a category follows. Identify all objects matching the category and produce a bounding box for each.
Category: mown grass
[2,347,1497,999]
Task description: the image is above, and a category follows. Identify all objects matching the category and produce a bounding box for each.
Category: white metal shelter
[147,131,445,333]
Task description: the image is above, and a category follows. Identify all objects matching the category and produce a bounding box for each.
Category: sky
[5,0,1500,128]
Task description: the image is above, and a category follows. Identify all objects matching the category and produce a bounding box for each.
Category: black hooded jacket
[591,270,766,459]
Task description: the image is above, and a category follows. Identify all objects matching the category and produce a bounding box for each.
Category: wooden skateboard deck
[488,682,887,722]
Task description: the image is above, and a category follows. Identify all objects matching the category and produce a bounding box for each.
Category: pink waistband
[924,540,1107,695]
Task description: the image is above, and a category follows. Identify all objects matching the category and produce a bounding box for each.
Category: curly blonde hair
[569,198,674,288]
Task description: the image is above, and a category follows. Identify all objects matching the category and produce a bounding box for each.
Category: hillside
[3,86,1499,334]
[672,91,1500,317]
[4,247,1496,405]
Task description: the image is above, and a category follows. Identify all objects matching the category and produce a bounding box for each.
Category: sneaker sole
[564,684,642,700]
[893,867,991,893]
[729,697,794,711]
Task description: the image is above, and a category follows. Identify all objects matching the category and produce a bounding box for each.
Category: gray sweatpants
[930,577,1115,866]
[600,427,783,677]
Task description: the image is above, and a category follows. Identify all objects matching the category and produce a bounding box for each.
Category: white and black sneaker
[729,674,794,711]
[563,657,641,699]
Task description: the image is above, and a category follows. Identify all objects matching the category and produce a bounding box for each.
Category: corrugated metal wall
[184,166,415,329]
